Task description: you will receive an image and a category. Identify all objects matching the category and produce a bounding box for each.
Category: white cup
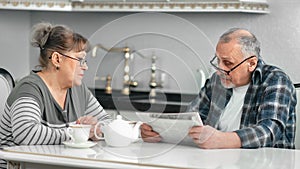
[67,124,91,144]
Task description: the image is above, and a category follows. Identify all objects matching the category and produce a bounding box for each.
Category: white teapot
[95,115,143,147]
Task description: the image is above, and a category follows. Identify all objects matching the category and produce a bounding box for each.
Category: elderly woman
[0,22,111,168]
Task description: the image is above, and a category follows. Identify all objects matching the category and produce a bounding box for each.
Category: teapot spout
[132,121,143,140]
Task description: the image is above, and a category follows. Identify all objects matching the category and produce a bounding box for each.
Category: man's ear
[248,57,258,72]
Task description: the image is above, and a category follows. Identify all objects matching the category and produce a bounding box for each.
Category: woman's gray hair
[30,22,90,68]
[219,28,261,58]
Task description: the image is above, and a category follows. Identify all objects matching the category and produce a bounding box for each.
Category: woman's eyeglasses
[57,52,87,67]
[210,55,255,75]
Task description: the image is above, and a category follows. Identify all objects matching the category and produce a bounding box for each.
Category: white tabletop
[1,140,300,169]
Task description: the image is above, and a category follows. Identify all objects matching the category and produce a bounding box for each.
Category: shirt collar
[251,57,265,84]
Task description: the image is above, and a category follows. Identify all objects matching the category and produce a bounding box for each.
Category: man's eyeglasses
[57,52,87,67]
[210,55,255,75]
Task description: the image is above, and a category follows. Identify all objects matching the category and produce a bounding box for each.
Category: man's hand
[189,125,218,149]
[189,125,241,149]
[140,123,162,142]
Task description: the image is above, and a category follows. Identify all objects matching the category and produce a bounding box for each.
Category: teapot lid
[116,115,123,121]
[109,115,132,135]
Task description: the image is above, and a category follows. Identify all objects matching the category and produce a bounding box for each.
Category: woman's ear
[50,52,61,67]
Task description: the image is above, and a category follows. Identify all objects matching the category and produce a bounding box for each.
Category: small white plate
[62,141,97,149]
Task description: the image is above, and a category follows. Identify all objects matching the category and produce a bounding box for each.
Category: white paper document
[136,112,203,146]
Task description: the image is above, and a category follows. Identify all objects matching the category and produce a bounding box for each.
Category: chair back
[295,84,300,149]
[0,68,15,116]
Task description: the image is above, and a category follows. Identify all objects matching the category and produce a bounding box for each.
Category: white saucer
[62,141,97,148]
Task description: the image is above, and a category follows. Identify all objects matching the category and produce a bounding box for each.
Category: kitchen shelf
[0,0,269,13]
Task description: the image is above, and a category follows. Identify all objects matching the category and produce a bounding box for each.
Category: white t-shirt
[218,84,249,132]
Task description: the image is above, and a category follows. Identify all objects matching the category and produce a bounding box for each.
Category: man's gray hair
[219,28,261,58]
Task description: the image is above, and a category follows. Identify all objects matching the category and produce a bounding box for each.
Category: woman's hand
[140,123,161,142]
[76,116,103,141]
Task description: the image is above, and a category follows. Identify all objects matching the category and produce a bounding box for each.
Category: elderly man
[141,28,297,149]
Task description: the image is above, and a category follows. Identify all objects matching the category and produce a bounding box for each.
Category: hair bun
[30,22,53,50]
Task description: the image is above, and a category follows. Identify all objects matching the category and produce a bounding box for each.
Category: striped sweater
[0,71,111,168]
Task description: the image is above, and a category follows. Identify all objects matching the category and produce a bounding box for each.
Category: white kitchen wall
[0,0,299,94]
[0,10,30,81]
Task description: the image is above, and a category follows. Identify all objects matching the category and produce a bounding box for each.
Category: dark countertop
[92,83,299,113]
[91,88,198,113]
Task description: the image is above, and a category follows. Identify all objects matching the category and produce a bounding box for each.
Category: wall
[0,10,30,81]
[1,0,299,94]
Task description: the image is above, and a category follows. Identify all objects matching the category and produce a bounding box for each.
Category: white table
[1,141,300,169]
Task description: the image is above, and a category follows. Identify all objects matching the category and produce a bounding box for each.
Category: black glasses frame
[210,55,256,75]
[57,52,87,67]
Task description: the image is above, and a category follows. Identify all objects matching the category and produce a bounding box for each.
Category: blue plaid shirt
[189,58,297,149]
